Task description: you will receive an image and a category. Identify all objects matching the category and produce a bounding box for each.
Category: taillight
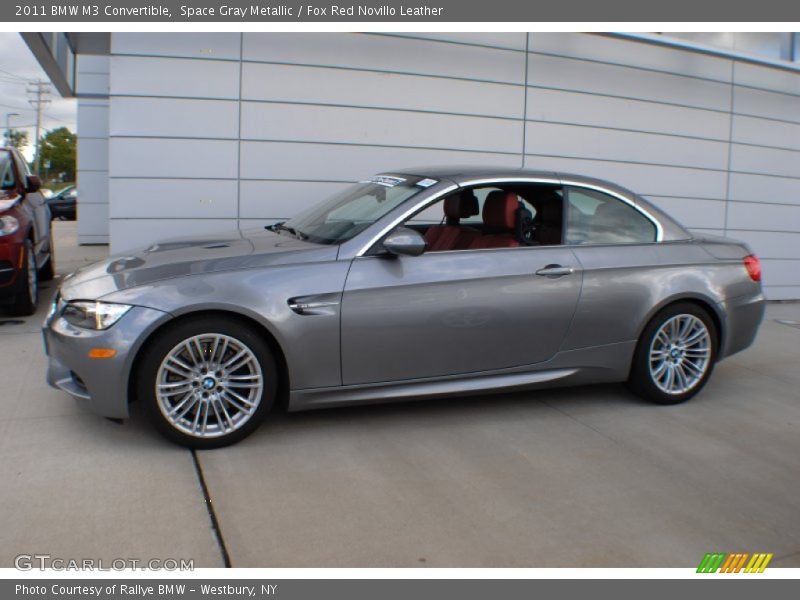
[744,255,761,282]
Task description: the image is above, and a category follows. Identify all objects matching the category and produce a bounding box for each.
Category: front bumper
[43,302,171,418]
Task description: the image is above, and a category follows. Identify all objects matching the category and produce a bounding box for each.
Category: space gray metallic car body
[42,167,765,446]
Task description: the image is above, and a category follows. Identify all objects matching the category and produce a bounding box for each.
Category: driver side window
[405,183,564,252]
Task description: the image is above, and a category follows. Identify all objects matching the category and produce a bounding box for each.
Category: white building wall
[75,54,109,244]
[105,32,800,299]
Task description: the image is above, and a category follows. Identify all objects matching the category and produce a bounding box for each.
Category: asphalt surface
[1,221,798,568]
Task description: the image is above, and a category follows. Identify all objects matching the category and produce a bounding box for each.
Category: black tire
[38,231,55,281]
[7,239,38,316]
[138,315,278,449]
[627,302,718,405]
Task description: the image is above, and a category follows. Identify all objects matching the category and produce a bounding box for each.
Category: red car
[0,147,54,315]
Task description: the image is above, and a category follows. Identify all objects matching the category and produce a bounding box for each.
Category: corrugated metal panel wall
[102,32,800,299]
[75,54,109,244]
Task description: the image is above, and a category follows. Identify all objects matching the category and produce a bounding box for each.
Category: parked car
[43,167,765,448]
[0,147,54,315]
[47,185,77,220]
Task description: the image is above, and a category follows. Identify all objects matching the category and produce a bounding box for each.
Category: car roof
[382,165,632,193]
[385,165,556,182]
[379,165,691,242]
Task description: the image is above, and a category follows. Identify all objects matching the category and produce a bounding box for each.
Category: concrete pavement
[0,222,222,568]
[1,221,798,568]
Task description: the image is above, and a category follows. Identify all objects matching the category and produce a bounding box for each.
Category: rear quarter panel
[562,241,759,353]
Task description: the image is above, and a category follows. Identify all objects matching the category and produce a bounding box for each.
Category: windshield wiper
[266,222,308,241]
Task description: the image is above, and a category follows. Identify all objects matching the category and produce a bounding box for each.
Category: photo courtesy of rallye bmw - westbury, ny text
[13,4,446,18]
[15,584,276,597]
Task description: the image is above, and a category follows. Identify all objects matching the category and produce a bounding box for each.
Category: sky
[0,33,77,161]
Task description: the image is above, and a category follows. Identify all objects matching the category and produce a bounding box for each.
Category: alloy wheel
[155,333,264,438]
[648,314,711,395]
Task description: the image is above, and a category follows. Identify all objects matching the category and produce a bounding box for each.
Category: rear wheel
[628,302,717,405]
[7,239,38,316]
[138,316,277,448]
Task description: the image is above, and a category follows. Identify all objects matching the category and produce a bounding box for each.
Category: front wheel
[628,302,717,405]
[138,316,278,448]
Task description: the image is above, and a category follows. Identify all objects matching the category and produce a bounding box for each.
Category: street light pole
[4,112,20,147]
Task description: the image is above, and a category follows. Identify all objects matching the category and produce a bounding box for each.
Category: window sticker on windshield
[362,175,406,187]
[416,178,438,188]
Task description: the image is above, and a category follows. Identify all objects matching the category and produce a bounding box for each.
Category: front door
[340,246,582,385]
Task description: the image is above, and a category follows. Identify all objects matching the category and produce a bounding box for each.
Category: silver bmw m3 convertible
[43,167,765,447]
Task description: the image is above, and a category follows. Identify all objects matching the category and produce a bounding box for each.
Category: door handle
[535,264,575,277]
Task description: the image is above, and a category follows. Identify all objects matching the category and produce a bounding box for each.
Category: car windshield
[281,175,434,244]
[0,151,14,190]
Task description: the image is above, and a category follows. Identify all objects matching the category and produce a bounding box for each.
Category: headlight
[0,215,19,236]
[62,301,132,330]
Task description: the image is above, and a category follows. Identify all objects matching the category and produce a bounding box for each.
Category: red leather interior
[482,191,518,229]
[425,191,479,252]
[468,191,521,249]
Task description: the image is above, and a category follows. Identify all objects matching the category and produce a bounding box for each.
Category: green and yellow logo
[697,552,773,573]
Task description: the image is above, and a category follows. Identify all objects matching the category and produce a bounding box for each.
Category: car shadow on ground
[114,381,640,451]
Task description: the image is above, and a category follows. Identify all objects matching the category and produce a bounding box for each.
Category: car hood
[59,228,339,301]
[0,190,21,212]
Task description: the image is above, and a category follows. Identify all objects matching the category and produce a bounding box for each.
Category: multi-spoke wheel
[628,302,717,405]
[139,316,277,448]
[648,315,711,395]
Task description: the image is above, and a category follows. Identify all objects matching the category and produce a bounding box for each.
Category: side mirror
[382,227,427,257]
[25,175,42,194]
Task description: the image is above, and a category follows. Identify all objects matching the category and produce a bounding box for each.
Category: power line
[0,100,34,112]
[0,67,32,82]
[42,111,73,124]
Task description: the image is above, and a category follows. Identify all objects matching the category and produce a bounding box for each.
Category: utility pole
[27,79,50,174]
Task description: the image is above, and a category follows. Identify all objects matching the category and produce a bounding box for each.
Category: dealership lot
[1,221,799,568]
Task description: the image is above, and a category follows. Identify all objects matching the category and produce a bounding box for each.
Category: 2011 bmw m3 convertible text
[42,167,765,447]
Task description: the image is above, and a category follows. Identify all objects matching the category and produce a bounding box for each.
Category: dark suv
[0,147,54,315]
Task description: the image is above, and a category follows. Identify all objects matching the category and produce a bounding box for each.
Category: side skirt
[289,340,636,411]
[291,368,577,411]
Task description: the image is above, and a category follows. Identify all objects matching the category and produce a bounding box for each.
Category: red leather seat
[425,191,479,251]
[468,191,521,249]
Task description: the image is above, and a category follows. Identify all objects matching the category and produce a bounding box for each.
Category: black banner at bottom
[4,579,798,600]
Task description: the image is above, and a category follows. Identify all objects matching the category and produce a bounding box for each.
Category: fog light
[88,348,117,359]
